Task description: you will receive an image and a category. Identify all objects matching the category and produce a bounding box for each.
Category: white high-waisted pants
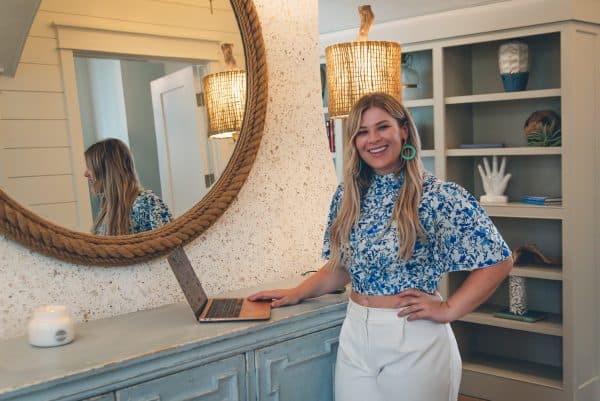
[335,299,462,401]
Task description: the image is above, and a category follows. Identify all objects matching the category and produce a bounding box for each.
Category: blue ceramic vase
[501,72,529,91]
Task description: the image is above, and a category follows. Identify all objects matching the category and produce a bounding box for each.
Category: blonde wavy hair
[85,138,142,235]
[327,92,425,269]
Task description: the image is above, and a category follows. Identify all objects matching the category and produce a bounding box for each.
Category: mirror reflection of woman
[84,138,172,235]
[249,93,512,401]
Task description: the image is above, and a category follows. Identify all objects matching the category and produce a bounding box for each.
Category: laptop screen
[167,247,208,319]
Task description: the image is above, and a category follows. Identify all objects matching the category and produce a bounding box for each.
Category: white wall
[120,59,165,196]
[87,59,129,144]
[0,0,337,340]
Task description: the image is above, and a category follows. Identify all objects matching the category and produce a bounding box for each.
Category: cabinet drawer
[255,326,341,401]
[115,355,245,401]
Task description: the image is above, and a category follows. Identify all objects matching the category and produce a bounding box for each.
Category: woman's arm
[247,264,350,308]
[397,257,512,323]
[444,256,512,320]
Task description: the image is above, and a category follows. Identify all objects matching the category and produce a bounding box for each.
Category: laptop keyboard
[205,298,243,318]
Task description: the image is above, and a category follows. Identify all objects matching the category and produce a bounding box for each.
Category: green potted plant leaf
[526,125,561,147]
[523,110,561,147]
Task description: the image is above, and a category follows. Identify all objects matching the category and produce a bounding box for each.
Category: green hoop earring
[401,144,417,161]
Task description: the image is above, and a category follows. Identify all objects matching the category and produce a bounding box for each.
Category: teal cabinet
[84,395,115,401]
[115,355,246,401]
[255,326,340,401]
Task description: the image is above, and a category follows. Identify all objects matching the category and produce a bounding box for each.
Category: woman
[84,138,172,235]
[249,93,512,401]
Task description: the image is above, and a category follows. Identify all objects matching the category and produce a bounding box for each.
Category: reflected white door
[151,66,210,217]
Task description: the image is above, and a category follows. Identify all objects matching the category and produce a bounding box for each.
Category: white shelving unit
[483,203,564,220]
[422,24,599,401]
[445,88,561,104]
[461,355,563,390]
[460,305,563,337]
[446,147,562,157]
[438,28,568,400]
[509,264,563,281]
[404,98,434,108]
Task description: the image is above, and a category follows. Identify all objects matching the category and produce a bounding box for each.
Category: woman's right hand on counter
[247,288,303,308]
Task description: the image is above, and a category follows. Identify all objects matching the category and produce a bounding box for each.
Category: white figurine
[477,156,511,204]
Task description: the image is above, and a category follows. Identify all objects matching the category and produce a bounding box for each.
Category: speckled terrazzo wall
[0,0,337,340]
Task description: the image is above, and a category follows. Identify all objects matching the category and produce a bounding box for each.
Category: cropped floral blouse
[95,189,172,235]
[322,171,511,295]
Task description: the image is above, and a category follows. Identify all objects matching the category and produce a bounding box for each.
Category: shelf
[459,305,563,336]
[404,98,433,108]
[462,354,563,389]
[445,89,561,105]
[447,147,562,157]
[511,265,562,281]
[421,150,435,158]
[483,203,563,220]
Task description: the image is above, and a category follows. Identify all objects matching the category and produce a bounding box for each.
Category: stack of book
[522,196,562,206]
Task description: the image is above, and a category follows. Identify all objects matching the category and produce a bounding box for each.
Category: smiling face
[354,106,409,175]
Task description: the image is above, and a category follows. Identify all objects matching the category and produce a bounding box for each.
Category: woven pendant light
[203,44,246,139]
[325,5,401,119]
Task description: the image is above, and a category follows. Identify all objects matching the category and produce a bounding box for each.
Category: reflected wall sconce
[203,43,246,140]
[325,5,401,119]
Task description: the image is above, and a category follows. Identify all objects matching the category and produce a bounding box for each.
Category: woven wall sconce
[203,44,247,139]
[325,5,401,119]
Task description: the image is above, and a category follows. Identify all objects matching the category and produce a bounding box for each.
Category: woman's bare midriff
[350,291,404,308]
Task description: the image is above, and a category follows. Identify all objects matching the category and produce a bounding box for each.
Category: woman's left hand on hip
[396,289,453,323]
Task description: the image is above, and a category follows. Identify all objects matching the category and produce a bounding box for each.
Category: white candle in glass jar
[28,305,75,347]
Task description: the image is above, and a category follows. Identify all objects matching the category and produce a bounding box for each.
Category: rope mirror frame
[0,0,268,266]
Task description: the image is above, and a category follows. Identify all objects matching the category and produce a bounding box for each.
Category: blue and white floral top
[95,190,172,235]
[130,189,172,233]
[322,171,510,295]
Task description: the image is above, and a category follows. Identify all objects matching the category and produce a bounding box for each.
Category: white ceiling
[319,0,509,33]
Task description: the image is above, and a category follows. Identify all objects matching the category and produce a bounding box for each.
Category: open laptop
[167,246,271,322]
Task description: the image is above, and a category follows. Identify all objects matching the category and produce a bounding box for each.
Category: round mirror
[0,0,267,265]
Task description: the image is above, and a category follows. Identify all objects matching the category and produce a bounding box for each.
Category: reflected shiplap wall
[0,0,337,340]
